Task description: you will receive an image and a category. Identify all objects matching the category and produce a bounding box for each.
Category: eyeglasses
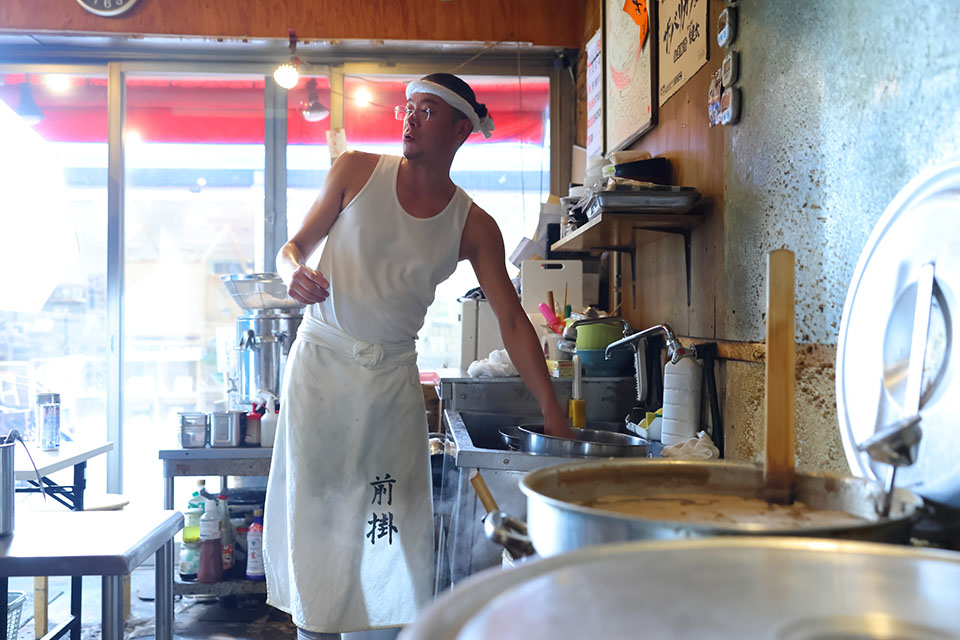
[394,105,432,122]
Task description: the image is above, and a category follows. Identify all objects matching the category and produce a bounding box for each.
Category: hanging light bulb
[273,28,300,90]
[16,78,44,126]
[300,78,330,122]
[274,61,300,90]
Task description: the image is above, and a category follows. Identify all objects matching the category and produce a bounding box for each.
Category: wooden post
[763,249,796,503]
[34,576,48,637]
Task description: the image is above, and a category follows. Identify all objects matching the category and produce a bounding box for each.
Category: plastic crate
[6,591,24,638]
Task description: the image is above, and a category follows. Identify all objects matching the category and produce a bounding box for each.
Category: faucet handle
[668,341,697,364]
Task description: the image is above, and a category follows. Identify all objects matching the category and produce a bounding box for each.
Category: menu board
[658,0,709,106]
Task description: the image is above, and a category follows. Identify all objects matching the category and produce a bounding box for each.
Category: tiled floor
[9,564,298,639]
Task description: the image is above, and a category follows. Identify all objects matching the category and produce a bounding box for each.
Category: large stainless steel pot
[402,537,960,640]
[495,459,925,557]
[236,310,302,403]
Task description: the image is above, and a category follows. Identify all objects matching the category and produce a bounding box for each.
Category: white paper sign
[658,0,709,106]
[585,29,604,159]
[326,128,348,160]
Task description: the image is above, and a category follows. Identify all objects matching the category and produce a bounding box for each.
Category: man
[265,73,571,639]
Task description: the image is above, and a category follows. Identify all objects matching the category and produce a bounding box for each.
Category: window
[286,74,332,264]
[340,74,551,370]
[0,71,110,488]
[122,73,264,505]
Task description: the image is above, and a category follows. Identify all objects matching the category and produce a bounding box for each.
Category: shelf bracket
[595,225,694,308]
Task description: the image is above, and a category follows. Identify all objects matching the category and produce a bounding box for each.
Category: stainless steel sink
[434,376,639,594]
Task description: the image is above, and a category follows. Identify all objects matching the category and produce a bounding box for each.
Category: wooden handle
[469,470,500,514]
[547,291,556,318]
[764,249,796,503]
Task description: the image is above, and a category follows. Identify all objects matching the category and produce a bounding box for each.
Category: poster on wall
[604,0,657,153]
[585,29,604,159]
[657,0,709,106]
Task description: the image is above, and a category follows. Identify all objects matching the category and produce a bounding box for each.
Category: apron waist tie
[297,318,417,368]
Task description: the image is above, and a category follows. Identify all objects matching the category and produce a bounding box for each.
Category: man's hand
[543,402,575,439]
[285,264,330,305]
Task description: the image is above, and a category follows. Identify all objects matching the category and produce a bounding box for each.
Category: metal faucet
[604,323,697,364]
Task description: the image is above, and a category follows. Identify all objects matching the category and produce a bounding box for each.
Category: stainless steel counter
[435,375,643,594]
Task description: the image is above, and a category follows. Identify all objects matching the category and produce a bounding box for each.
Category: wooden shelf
[551,212,703,254]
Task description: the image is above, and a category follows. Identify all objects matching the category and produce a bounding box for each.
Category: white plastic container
[660,358,703,446]
[260,409,278,447]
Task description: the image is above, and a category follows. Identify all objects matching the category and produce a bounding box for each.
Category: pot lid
[837,159,960,508]
[403,538,960,639]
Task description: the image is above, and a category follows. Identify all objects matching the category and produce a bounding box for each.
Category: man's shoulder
[335,150,382,170]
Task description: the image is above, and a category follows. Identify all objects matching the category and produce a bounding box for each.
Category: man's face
[401,93,471,160]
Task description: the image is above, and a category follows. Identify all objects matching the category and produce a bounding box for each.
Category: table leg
[155,539,175,640]
[1,575,8,640]
[70,576,82,640]
[163,475,175,510]
[101,575,123,640]
[73,461,87,511]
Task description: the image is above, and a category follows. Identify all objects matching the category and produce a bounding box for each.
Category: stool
[33,494,132,638]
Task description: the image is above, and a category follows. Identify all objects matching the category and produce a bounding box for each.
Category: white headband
[405,79,495,139]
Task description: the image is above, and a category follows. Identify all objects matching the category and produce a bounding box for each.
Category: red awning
[0,75,548,145]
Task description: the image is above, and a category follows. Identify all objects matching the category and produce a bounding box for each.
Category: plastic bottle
[246,509,266,581]
[218,491,235,575]
[660,357,703,446]
[260,404,278,448]
[178,541,200,581]
[182,509,202,544]
[198,498,223,584]
[187,480,207,512]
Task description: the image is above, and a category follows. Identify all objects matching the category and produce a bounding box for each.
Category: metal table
[14,441,113,639]
[159,447,272,597]
[159,447,272,510]
[0,510,182,640]
[15,442,114,511]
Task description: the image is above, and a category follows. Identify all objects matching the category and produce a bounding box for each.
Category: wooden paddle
[763,249,796,504]
[469,470,500,514]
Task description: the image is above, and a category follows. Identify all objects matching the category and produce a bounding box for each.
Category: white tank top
[307,154,473,345]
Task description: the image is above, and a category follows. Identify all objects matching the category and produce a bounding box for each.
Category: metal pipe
[101,575,124,640]
[155,540,175,639]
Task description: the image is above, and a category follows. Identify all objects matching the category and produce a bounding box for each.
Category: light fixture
[299,78,330,122]
[273,28,300,90]
[125,129,142,145]
[354,87,372,108]
[16,78,44,126]
[43,74,72,94]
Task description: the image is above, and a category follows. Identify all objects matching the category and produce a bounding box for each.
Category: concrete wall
[722,2,960,472]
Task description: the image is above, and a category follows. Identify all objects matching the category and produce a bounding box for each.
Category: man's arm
[461,205,573,438]
[277,151,374,305]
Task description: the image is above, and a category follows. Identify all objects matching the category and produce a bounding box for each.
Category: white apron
[264,155,472,633]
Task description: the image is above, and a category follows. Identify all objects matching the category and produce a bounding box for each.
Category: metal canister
[36,393,61,451]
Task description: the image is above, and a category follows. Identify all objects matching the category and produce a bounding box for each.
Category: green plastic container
[575,321,624,351]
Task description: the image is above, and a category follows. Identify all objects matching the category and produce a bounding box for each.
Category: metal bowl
[221,273,303,311]
[517,424,648,458]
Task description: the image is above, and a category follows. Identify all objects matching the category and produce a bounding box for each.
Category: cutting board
[520,260,583,315]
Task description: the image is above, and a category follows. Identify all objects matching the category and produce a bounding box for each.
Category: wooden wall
[579,0,725,339]
[0,0,585,48]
